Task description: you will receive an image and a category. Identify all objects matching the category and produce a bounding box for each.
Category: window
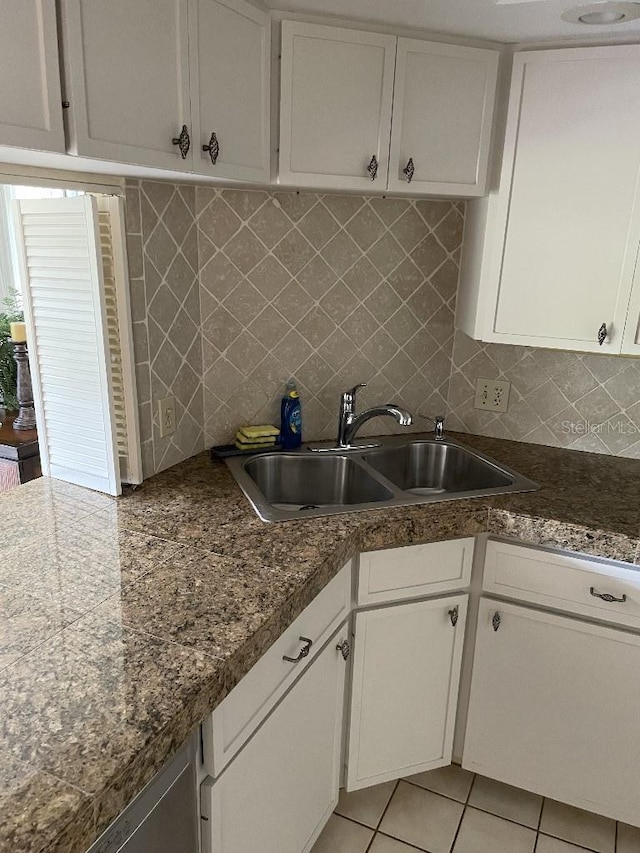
[0,185,83,304]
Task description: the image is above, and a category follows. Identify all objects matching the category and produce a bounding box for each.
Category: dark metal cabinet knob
[448,606,459,627]
[403,157,415,184]
[336,639,350,660]
[283,636,313,663]
[492,612,501,632]
[203,132,220,166]
[598,323,608,346]
[590,586,627,603]
[367,155,378,181]
[172,125,191,159]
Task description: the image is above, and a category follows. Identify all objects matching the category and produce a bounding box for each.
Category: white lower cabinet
[463,598,640,825]
[199,536,640,853]
[200,626,348,853]
[346,594,468,791]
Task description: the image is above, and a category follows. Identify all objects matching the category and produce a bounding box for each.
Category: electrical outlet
[474,378,511,413]
[158,396,176,437]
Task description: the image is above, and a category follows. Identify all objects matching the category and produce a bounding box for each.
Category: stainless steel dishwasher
[86,733,198,853]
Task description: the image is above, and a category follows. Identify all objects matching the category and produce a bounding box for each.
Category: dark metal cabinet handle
[598,323,608,346]
[336,639,350,661]
[492,612,501,632]
[590,586,627,603]
[448,606,459,627]
[367,155,378,181]
[283,636,313,663]
[403,157,415,184]
[172,125,191,159]
[202,132,220,165]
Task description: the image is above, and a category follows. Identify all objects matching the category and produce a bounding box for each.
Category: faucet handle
[346,382,367,398]
[342,383,367,410]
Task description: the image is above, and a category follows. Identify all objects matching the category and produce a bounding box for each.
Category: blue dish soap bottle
[280,379,302,449]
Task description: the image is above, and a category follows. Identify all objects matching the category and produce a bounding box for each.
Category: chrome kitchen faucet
[310,383,413,451]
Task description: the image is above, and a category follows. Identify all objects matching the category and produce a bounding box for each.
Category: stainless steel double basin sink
[225,436,538,522]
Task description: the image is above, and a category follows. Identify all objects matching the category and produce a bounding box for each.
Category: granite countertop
[2,431,640,853]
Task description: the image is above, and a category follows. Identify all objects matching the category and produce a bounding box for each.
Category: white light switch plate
[474,378,511,412]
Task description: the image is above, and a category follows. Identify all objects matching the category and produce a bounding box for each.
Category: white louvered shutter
[96,196,142,485]
[14,196,121,494]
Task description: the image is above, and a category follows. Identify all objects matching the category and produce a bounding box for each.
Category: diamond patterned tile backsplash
[125,178,640,478]
[196,188,462,446]
[125,180,204,477]
[449,331,640,458]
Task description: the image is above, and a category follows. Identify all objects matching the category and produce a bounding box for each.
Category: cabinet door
[488,47,640,352]
[464,599,640,825]
[388,40,498,197]
[201,628,348,853]
[190,0,270,183]
[346,594,467,791]
[0,1,65,152]
[279,22,396,190]
[62,0,192,170]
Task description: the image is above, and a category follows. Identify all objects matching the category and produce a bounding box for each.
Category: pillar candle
[9,322,26,343]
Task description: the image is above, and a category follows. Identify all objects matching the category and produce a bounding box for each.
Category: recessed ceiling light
[562,1,640,24]
[580,7,625,18]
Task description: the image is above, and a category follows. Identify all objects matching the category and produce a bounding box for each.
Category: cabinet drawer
[203,561,352,776]
[484,540,640,628]
[357,538,474,605]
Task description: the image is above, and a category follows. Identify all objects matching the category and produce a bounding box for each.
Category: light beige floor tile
[540,800,615,853]
[468,775,543,828]
[618,823,640,852]
[536,835,591,852]
[311,814,373,853]
[406,764,475,803]
[334,781,397,829]
[379,780,464,853]
[453,807,536,853]
[369,834,425,853]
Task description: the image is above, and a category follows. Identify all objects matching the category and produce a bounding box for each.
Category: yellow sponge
[235,430,276,446]
[238,424,279,440]
[235,439,276,451]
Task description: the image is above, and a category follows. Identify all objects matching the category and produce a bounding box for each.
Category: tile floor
[311,765,640,853]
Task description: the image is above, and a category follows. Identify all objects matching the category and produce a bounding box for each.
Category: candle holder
[11,341,37,431]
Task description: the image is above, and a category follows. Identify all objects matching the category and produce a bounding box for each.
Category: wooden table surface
[0,409,38,451]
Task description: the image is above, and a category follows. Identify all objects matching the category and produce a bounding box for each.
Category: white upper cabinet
[388,40,498,197]
[189,0,270,182]
[457,46,640,353]
[0,1,65,153]
[279,22,499,196]
[62,0,192,171]
[279,22,397,190]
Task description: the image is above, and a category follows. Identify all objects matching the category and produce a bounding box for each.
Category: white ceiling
[263,0,640,44]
